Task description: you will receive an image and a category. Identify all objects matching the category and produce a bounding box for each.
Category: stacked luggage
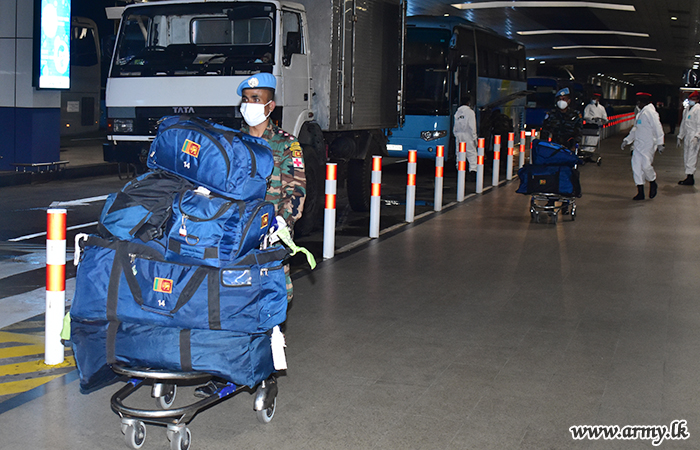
[516,139,581,223]
[70,116,290,393]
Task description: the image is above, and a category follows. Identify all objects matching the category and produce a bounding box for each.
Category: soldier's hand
[620,142,627,151]
[657,144,665,154]
[677,137,683,148]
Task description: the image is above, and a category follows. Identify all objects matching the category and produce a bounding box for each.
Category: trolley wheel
[156,384,177,409]
[122,420,146,449]
[167,426,191,450]
[596,157,602,166]
[571,206,576,221]
[256,396,277,424]
[552,214,558,224]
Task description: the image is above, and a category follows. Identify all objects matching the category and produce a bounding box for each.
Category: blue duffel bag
[516,164,582,197]
[70,235,288,333]
[147,116,274,201]
[165,188,275,267]
[71,319,274,393]
[531,139,579,167]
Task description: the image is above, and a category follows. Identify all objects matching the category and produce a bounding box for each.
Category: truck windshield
[404,28,450,115]
[111,2,276,77]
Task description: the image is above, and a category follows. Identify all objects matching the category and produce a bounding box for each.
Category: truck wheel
[294,145,324,236]
[347,152,372,212]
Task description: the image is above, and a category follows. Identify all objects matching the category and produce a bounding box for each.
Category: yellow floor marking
[0,356,75,376]
[0,344,46,359]
[0,374,64,396]
[0,331,44,345]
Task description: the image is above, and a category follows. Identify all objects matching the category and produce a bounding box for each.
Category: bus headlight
[113,118,134,133]
[420,130,447,141]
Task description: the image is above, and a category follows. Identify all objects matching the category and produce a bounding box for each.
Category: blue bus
[386,16,527,160]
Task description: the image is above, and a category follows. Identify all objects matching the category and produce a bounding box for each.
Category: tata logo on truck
[173,107,195,114]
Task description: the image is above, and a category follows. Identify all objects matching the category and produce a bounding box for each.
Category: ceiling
[405,0,700,87]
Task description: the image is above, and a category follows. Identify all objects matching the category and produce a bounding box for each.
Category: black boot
[649,180,658,198]
[679,174,695,185]
[633,185,645,200]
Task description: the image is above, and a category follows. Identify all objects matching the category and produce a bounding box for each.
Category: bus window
[72,25,98,67]
[498,53,508,79]
[478,48,488,77]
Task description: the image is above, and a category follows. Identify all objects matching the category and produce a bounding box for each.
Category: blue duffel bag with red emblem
[147,115,274,201]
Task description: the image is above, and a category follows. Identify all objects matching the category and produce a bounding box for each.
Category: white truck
[104,0,405,233]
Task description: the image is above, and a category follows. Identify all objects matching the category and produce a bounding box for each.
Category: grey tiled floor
[3,134,700,449]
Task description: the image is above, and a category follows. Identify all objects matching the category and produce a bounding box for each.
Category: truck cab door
[280,9,310,135]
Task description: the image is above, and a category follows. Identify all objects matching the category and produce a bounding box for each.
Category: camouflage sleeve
[277,139,306,227]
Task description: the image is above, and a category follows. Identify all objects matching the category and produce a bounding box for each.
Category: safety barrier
[600,112,636,139]
[406,150,417,222]
[492,135,501,187]
[476,138,485,194]
[434,145,445,211]
[45,208,66,365]
[506,132,515,181]
[323,163,337,259]
[457,142,467,201]
[369,156,382,238]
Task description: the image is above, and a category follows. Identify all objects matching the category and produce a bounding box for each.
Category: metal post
[406,150,417,222]
[476,138,485,194]
[492,135,501,187]
[519,130,526,168]
[434,145,444,211]
[323,163,337,259]
[457,141,466,201]
[369,156,382,238]
[45,208,66,365]
[530,128,536,164]
[506,132,515,180]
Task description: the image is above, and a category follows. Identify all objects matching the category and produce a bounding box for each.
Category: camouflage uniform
[242,122,306,300]
[541,108,583,150]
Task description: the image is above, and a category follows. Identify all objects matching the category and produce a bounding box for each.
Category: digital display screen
[36,0,71,89]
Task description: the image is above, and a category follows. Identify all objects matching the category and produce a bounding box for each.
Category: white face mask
[557,100,568,110]
[689,100,696,107]
[240,101,272,126]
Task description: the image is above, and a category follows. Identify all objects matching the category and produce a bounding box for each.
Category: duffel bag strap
[179,329,192,372]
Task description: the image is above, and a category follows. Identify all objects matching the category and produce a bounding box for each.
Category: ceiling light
[539,60,545,64]
[517,30,649,37]
[671,16,678,20]
[528,57,536,60]
[552,45,656,52]
[576,56,662,61]
[451,1,635,11]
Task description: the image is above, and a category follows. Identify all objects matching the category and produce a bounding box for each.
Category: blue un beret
[556,87,570,97]
[237,73,277,96]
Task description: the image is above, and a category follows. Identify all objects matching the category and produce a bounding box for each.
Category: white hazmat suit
[622,103,665,186]
[677,103,700,176]
[583,101,608,124]
[453,105,477,172]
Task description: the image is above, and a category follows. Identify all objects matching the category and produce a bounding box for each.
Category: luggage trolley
[111,364,278,450]
[579,120,603,165]
[517,139,581,224]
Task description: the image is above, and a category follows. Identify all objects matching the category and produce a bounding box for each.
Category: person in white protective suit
[677,91,700,186]
[621,92,665,200]
[453,96,478,180]
[583,93,608,125]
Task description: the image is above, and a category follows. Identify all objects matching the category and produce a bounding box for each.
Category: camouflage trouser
[285,264,293,302]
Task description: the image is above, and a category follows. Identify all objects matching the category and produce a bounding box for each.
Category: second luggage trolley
[111,365,277,450]
[579,120,603,166]
[516,139,582,224]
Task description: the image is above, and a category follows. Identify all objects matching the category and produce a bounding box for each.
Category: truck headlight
[420,130,447,141]
[113,118,134,133]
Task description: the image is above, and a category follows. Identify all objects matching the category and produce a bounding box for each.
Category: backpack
[97,171,193,243]
[147,116,274,201]
[165,188,276,267]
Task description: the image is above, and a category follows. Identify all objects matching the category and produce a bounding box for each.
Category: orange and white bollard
[457,142,467,201]
[434,145,444,211]
[406,150,417,222]
[506,132,515,180]
[369,156,382,238]
[323,163,337,259]
[529,128,537,163]
[519,130,526,168]
[45,208,66,365]
[476,138,485,194]
[492,135,501,187]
